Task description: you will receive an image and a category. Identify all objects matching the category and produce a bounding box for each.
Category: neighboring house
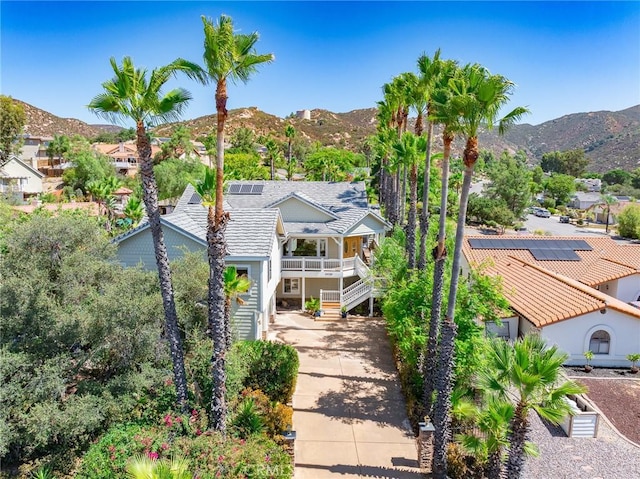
[16,135,54,173]
[575,178,601,192]
[0,155,45,200]
[462,235,640,367]
[568,192,601,210]
[115,181,389,340]
[92,142,162,177]
[591,199,632,226]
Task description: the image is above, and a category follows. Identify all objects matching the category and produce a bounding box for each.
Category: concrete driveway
[269,313,421,479]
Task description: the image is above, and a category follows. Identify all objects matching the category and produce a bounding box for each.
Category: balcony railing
[281,256,356,272]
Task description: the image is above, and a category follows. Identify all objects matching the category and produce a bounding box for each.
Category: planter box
[560,394,599,438]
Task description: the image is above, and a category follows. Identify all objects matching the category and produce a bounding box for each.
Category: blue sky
[2,1,639,127]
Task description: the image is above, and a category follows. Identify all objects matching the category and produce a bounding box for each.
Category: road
[522,214,607,237]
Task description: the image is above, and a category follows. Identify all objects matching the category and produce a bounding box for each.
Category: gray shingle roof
[115,189,281,259]
[219,180,388,234]
[117,181,389,257]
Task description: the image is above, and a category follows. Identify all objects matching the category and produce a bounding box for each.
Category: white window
[589,330,610,354]
[283,278,300,294]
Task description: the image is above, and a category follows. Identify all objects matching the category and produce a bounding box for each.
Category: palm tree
[46,134,70,169]
[223,266,251,351]
[285,124,296,180]
[198,14,273,432]
[264,136,281,180]
[393,131,423,269]
[453,393,517,479]
[88,56,200,411]
[422,59,460,419]
[431,64,529,478]
[599,194,618,233]
[416,49,442,270]
[123,195,144,224]
[481,335,586,479]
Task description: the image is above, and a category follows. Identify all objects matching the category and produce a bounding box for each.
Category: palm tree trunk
[433,137,477,479]
[487,450,503,479]
[432,315,457,479]
[423,133,452,417]
[224,296,233,351]
[418,121,434,270]
[405,163,417,269]
[209,79,229,432]
[401,163,407,225]
[270,156,275,181]
[505,403,529,479]
[136,122,189,412]
[208,205,228,432]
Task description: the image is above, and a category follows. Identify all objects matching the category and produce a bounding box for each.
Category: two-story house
[0,155,44,200]
[115,181,389,340]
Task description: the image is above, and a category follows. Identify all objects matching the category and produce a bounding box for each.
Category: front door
[344,237,359,258]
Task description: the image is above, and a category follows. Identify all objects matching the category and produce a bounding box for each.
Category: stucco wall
[541,309,640,367]
[613,274,640,303]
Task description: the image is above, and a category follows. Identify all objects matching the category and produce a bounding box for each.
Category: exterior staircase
[318,256,386,320]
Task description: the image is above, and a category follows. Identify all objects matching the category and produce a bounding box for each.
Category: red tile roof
[463,235,640,287]
[483,255,640,328]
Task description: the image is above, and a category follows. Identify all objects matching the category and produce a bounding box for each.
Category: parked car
[535,208,551,218]
[559,215,570,223]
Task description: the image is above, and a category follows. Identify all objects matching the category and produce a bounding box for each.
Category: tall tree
[480,335,586,479]
[422,58,460,419]
[46,134,70,169]
[598,193,619,233]
[0,95,26,164]
[264,136,281,180]
[198,14,273,432]
[88,56,201,411]
[285,124,296,180]
[416,49,442,270]
[394,132,423,269]
[432,64,528,479]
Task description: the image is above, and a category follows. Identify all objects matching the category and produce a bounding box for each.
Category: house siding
[2,158,43,194]
[117,227,205,268]
[278,197,334,222]
[227,260,262,341]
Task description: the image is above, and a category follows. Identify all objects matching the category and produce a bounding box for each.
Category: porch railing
[281,256,356,272]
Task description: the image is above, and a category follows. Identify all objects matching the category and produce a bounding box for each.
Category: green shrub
[78,419,292,479]
[231,389,293,438]
[230,397,265,438]
[617,204,640,239]
[228,341,299,404]
[304,296,320,315]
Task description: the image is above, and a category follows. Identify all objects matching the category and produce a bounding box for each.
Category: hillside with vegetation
[12,99,116,138]
[13,97,640,172]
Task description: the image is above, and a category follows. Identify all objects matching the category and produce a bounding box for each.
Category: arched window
[589,330,610,354]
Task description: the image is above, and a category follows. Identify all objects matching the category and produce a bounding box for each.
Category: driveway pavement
[269,313,421,479]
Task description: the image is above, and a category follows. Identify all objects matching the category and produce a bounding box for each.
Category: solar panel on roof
[227,183,264,195]
[530,249,581,261]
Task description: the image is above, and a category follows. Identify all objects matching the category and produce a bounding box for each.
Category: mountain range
[14,98,640,173]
